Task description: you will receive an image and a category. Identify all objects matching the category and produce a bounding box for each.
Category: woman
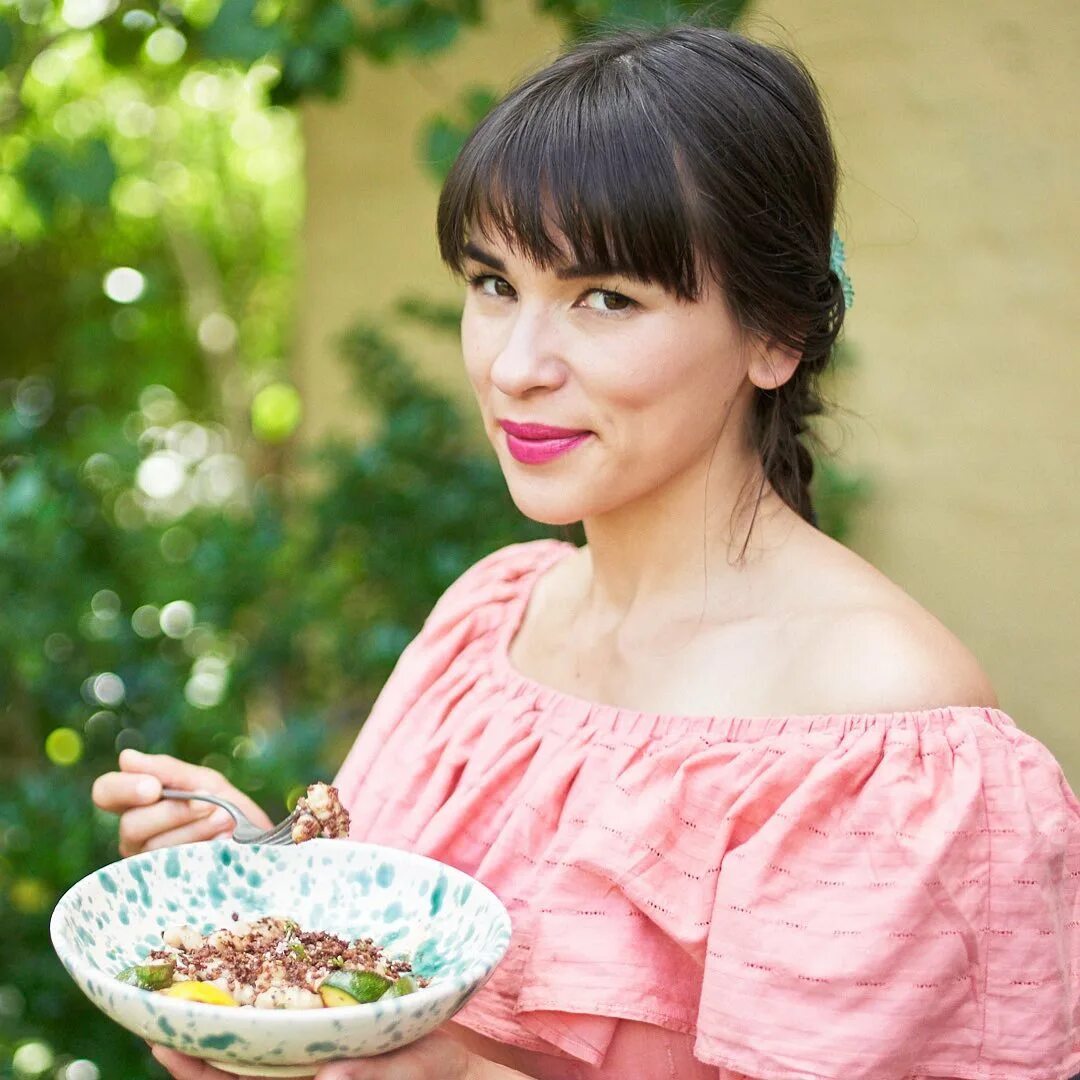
[93,23,1080,1080]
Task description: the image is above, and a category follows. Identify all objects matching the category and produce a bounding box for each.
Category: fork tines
[257,808,300,845]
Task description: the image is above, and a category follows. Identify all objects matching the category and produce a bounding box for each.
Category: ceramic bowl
[50,839,511,1076]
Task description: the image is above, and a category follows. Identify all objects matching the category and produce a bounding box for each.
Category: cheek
[460,311,490,396]
[594,338,741,436]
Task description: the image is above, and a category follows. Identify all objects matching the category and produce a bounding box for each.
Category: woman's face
[460,227,761,526]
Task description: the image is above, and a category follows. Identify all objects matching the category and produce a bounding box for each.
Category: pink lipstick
[497,420,592,465]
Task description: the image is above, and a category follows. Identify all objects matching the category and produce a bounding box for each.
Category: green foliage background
[0,0,863,1075]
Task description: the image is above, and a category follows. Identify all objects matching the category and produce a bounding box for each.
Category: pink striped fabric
[334,540,1080,1080]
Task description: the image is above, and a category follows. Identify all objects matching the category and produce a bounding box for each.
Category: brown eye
[471,275,515,298]
[583,289,634,313]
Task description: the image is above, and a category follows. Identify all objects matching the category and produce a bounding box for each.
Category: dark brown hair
[437,24,845,524]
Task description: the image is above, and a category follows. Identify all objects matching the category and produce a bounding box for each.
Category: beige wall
[296,2,1079,778]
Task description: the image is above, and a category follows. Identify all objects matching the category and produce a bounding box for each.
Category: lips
[497,420,592,465]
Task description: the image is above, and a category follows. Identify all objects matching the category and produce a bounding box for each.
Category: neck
[578,448,798,623]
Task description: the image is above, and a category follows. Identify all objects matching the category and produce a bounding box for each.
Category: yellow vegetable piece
[159,981,238,1006]
[318,984,358,1008]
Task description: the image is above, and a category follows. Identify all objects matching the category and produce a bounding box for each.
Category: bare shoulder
[784,530,999,715]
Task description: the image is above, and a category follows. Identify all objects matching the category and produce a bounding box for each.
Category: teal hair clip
[830,230,854,310]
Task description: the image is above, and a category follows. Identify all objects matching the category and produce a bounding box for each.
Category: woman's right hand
[91,749,274,857]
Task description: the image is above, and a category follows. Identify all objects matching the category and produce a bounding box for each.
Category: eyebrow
[462,242,641,282]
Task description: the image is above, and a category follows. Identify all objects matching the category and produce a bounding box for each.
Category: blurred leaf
[17,140,117,221]
[395,294,462,335]
[101,18,149,67]
[0,17,17,70]
[537,0,750,38]
[812,459,870,545]
[201,0,286,63]
[307,0,357,49]
[419,85,497,183]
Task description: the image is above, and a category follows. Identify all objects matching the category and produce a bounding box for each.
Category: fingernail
[136,777,160,800]
[208,808,232,830]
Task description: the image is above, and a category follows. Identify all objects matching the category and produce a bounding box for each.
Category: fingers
[118,802,231,858]
[119,749,221,791]
[149,1046,253,1080]
[315,1031,471,1080]
[93,749,275,857]
[119,750,273,831]
[91,768,163,815]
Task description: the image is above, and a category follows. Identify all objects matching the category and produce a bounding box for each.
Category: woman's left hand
[149,1030,474,1080]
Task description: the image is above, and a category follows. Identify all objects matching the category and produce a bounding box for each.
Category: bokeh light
[145,27,186,65]
[159,599,195,638]
[15,376,53,428]
[82,452,121,490]
[92,671,125,706]
[12,1039,54,1076]
[9,879,54,916]
[90,589,120,617]
[131,604,161,638]
[251,382,302,442]
[114,100,156,138]
[43,632,74,663]
[136,449,185,499]
[64,1062,101,1080]
[192,452,245,505]
[139,384,180,423]
[161,524,197,562]
[53,100,101,140]
[185,655,229,709]
[197,311,238,353]
[102,267,145,304]
[114,725,145,751]
[30,49,71,88]
[84,710,117,741]
[44,727,83,766]
[231,112,273,148]
[170,420,210,462]
[114,728,145,753]
[121,9,155,30]
[61,0,118,29]
[180,72,230,112]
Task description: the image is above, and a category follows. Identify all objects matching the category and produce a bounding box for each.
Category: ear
[747,339,801,391]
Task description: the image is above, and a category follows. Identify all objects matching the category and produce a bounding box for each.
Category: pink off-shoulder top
[334,540,1080,1080]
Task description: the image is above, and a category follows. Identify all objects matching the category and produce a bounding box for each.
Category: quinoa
[145,916,423,1008]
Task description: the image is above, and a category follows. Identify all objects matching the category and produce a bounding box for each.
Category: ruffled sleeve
[334,541,1080,1080]
[333,539,572,816]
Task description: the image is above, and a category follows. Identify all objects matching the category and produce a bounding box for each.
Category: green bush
[0,1,868,1075]
[0,312,554,1075]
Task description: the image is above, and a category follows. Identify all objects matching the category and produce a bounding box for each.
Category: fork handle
[161,789,241,821]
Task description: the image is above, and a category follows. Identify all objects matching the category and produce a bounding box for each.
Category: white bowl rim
[50,838,512,1024]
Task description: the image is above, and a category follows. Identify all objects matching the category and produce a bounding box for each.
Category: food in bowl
[51,839,512,1075]
[291,783,351,844]
[116,915,425,1008]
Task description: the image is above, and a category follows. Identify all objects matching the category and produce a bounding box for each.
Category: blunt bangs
[436,52,706,300]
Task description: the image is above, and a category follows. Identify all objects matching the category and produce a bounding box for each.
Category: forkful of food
[91,749,351,855]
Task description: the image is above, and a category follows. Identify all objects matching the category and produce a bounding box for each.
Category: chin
[506,490,586,527]
[500,473,595,527]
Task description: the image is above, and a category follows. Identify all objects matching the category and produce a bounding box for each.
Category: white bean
[162,926,203,951]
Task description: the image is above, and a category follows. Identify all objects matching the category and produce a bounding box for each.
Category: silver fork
[161,789,300,845]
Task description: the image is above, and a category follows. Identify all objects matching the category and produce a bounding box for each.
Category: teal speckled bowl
[50,839,511,1076]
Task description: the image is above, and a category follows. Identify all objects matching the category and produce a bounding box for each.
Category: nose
[488,305,568,398]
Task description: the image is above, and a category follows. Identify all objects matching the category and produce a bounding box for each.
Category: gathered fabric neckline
[490,538,1014,738]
